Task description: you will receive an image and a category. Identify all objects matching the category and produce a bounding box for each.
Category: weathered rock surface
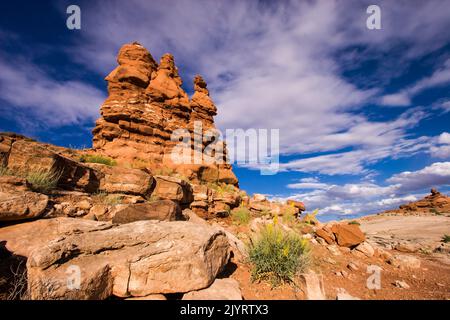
[91,42,238,186]
[354,241,375,257]
[0,218,230,299]
[298,272,326,300]
[388,254,421,270]
[384,189,450,215]
[111,200,181,224]
[152,175,193,204]
[331,224,365,248]
[0,191,49,222]
[86,163,153,196]
[0,176,49,221]
[182,278,242,300]
[4,137,100,193]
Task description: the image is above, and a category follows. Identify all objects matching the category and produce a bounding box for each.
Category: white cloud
[387,162,450,192]
[381,93,410,106]
[280,134,433,175]
[62,0,450,168]
[430,132,450,159]
[381,58,450,106]
[438,132,450,144]
[279,162,450,218]
[287,182,329,189]
[0,54,105,128]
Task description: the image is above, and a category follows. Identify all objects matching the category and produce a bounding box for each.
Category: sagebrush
[80,154,117,166]
[231,206,251,225]
[249,218,310,286]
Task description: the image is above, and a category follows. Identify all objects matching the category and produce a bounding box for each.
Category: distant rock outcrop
[384,189,450,215]
[92,42,237,186]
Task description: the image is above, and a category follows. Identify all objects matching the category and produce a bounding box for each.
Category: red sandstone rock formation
[384,188,450,215]
[92,42,238,185]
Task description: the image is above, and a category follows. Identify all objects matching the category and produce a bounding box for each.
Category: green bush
[231,207,251,225]
[80,154,117,166]
[348,220,360,226]
[249,219,310,286]
[26,169,61,193]
[442,234,450,243]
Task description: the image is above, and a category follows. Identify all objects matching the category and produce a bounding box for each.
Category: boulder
[315,228,335,244]
[0,192,49,222]
[0,175,30,193]
[6,139,101,193]
[87,163,153,196]
[331,224,365,248]
[0,134,14,165]
[388,254,421,269]
[354,241,375,257]
[112,200,181,224]
[126,294,167,300]
[252,194,267,202]
[192,184,210,201]
[0,218,230,299]
[182,278,242,300]
[286,199,306,211]
[298,272,326,300]
[210,202,230,217]
[182,209,209,226]
[152,175,193,204]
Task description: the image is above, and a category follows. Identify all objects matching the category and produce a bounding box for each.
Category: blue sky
[1,0,450,221]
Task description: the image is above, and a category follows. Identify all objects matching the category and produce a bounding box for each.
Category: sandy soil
[226,214,450,300]
[359,215,450,244]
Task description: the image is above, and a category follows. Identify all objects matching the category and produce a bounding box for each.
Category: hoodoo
[92,42,238,186]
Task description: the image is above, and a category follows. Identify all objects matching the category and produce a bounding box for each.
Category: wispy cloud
[381,59,450,106]
[277,161,450,217]
[57,0,450,177]
[0,53,105,129]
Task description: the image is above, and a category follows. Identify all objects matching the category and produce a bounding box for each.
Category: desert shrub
[348,220,360,226]
[26,168,61,193]
[93,192,123,206]
[80,154,117,166]
[431,208,442,215]
[126,158,153,169]
[0,166,12,176]
[152,167,176,176]
[146,194,161,203]
[7,260,29,300]
[282,206,298,225]
[302,209,319,225]
[249,218,310,286]
[208,182,236,195]
[231,206,251,225]
[442,234,450,243]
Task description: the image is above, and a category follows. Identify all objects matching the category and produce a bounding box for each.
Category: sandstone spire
[92,42,238,185]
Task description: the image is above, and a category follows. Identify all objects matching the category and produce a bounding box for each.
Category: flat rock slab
[182,278,242,300]
[360,215,450,244]
[0,217,230,299]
